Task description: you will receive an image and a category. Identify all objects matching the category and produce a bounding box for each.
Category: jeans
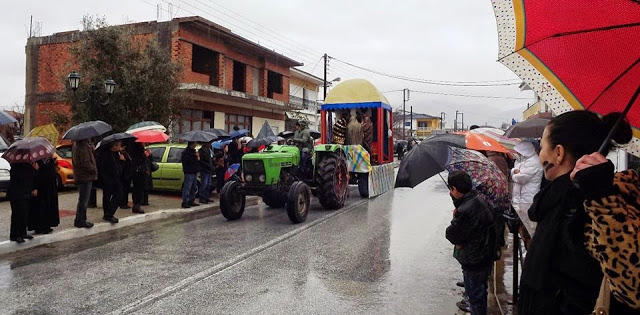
[463,266,491,315]
[75,181,92,224]
[199,171,211,202]
[182,173,197,205]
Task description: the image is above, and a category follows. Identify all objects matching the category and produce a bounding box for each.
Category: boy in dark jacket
[181,142,200,208]
[445,171,494,315]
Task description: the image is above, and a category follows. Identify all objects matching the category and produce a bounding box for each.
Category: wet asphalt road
[0,176,467,314]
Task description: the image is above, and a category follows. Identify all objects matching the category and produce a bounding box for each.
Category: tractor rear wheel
[316,153,349,210]
[287,181,310,223]
[220,181,245,221]
[262,189,285,208]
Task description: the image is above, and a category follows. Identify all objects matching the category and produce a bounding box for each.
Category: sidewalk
[0,188,258,255]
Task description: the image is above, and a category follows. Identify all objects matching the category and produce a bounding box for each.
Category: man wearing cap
[293,121,313,176]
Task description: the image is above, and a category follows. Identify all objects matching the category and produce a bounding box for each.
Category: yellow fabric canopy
[324,79,391,109]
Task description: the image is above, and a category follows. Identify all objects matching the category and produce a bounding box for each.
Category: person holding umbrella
[445,170,494,315]
[97,140,124,223]
[28,157,60,234]
[181,141,200,208]
[72,138,97,228]
[2,137,56,242]
[198,140,214,204]
[518,111,632,315]
[8,162,39,243]
[129,142,149,214]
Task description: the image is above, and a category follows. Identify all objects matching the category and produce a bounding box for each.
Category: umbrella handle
[598,85,640,155]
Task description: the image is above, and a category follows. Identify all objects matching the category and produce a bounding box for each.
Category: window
[191,44,220,86]
[233,61,246,92]
[167,148,185,163]
[180,109,214,133]
[148,147,166,163]
[418,122,428,128]
[57,146,73,159]
[267,71,283,98]
[225,114,252,133]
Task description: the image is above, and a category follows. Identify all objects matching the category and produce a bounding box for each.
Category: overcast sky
[1,0,534,128]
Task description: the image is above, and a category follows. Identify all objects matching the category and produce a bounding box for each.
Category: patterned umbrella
[2,137,55,164]
[224,163,241,181]
[445,149,510,213]
[492,0,640,155]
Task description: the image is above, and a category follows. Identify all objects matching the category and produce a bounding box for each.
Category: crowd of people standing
[8,137,156,243]
[445,112,640,314]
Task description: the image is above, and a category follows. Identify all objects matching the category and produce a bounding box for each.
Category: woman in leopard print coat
[573,152,640,314]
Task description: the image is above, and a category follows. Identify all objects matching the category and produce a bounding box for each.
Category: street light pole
[68,71,116,207]
[402,88,410,140]
[440,112,445,129]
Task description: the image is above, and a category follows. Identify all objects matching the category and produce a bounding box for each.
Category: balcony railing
[417,127,434,131]
[289,95,319,111]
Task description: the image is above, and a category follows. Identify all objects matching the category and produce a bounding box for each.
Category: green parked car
[146,143,213,194]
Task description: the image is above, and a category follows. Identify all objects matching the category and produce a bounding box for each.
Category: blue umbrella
[0,111,18,126]
[229,129,249,139]
[212,139,232,150]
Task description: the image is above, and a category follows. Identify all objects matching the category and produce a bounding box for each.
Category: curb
[0,197,261,256]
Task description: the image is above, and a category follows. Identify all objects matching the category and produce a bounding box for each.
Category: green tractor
[219,143,349,223]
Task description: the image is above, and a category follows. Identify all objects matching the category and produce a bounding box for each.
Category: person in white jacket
[511,141,543,204]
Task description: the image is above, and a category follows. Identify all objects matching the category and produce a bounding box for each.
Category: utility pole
[323,53,327,100]
[454,110,458,132]
[402,88,410,140]
[410,106,414,137]
[455,111,464,132]
[440,112,445,129]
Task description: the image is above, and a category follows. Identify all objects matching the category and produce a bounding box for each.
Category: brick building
[24,16,302,136]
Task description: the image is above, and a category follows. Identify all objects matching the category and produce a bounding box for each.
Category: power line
[331,56,521,86]
[402,90,530,100]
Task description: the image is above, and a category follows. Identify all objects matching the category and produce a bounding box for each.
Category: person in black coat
[129,142,149,214]
[142,147,154,206]
[518,111,630,315]
[181,142,200,208]
[98,141,124,223]
[198,141,214,204]
[445,171,494,315]
[28,158,59,234]
[9,162,38,243]
[119,144,132,209]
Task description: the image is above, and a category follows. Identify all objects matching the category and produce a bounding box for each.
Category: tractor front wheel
[220,181,245,221]
[358,173,369,198]
[287,181,310,223]
[316,153,349,210]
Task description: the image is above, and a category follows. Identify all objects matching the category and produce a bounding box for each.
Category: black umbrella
[310,130,321,140]
[203,128,230,139]
[421,133,466,149]
[63,121,112,141]
[395,142,452,188]
[95,132,137,150]
[278,130,295,138]
[246,137,275,148]
[504,118,551,139]
[178,130,218,143]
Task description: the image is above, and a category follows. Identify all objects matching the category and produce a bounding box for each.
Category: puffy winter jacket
[446,190,494,270]
[511,142,543,204]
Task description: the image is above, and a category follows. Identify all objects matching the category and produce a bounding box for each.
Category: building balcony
[179,83,290,111]
[288,95,319,111]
